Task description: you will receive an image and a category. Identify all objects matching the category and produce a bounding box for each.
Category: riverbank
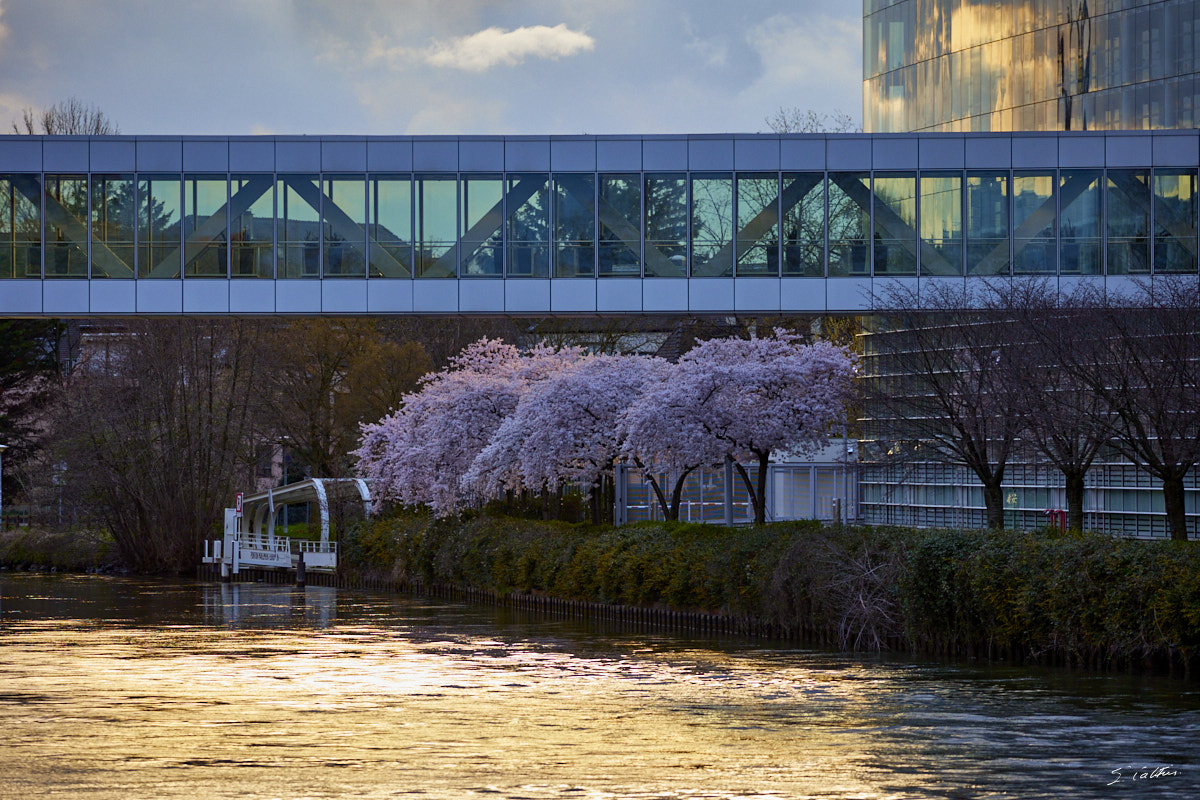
[341,512,1200,676]
[13,514,1199,676]
[0,528,121,574]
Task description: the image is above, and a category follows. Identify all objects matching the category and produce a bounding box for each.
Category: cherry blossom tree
[715,335,857,523]
[617,364,728,522]
[620,331,857,524]
[358,332,855,526]
[355,338,580,516]
[659,332,857,524]
[463,354,669,518]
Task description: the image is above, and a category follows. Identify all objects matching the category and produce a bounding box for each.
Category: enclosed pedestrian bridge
[1,131,1198,317]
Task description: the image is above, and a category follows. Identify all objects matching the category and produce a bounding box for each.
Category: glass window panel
[1013,172,1056,274]
[966,171,1009,275]
[505,174,549,278]
[89,174,135,279]
[781,173,824,276]
[184,175,228,278]
[460,175,503,277]
[1058,170,1102,275]
[369,176,411,278]
[1106,169,1151,275]
[920,173,962,276]
[138,175,181,279]
[735,173,779,276]
[230,175,274,279]
[322,176,366,277]
[598,174,641,276]
[277,176,321,279]
[828,173,871,277]
[873,173,917,276]
[0,175,41,279]
[644,174,687,277]
[554,174,595,278]
[43,175,88,278]
[1153,169,1198,273]
[415,176,457,278]
[691,174,732,277]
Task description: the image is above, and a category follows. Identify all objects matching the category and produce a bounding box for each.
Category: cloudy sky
[0,0,862,136]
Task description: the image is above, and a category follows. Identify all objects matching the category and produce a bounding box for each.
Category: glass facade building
[865,0,1200,132]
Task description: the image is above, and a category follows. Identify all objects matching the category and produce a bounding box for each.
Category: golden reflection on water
[1,575,1198,800]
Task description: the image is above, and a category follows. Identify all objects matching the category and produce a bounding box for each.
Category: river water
[0,574,1197,800]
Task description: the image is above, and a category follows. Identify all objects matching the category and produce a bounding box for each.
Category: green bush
[342,511,1200,667]
[0,528,116,571]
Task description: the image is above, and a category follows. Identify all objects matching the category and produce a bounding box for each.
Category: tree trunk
[1163,473,1190,541]
[755,451,770,525]
[1064,470,1086,531]
[636,460,674,521]
[733,454,770,525]
[669,467,695,522]
[604,474,615,525]
[983,481,1005,529]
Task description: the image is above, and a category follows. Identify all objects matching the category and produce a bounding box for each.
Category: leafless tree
[378,317,521,371]
[1059,278,1200,541]
[1004,281,1113,531]
[257,319,430,479]
[13,97,120,135]
[862,282,1025,528]
[52,320,264,572]
[764,107,860,134]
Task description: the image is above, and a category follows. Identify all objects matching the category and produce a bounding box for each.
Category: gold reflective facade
[864,0,1200,132]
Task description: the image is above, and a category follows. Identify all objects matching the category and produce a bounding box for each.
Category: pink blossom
[464,354,669,500]
[622,330,857,523]
[355,338,580,515]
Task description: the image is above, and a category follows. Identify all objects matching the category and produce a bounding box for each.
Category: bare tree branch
[763,107,860,134]
[12,97,119,135]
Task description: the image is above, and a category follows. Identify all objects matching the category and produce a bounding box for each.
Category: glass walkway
[1,131,1196,315]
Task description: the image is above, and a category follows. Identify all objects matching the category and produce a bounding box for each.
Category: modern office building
[861,1,1200,537]
[865,0,1200,133]
[1,131,1197,317]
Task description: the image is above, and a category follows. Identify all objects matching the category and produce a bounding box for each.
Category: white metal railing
[204,507,341,572]
[236,532,292,553]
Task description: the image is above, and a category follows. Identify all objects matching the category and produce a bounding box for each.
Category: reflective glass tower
[864,0,1200,132]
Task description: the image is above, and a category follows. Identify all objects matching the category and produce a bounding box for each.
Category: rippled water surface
[1,574,1198,799]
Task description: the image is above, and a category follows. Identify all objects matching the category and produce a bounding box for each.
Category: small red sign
[235,492,244,517]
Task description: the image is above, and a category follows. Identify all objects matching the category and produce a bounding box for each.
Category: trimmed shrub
[342,511,1200,670]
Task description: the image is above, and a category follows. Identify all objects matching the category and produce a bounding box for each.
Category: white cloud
[0,0,8,48]
[743,14,863,128]
[422,24,594,72]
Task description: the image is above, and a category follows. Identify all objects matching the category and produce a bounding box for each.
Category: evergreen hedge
[0,528,116,572]
[343,512,1200,671]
